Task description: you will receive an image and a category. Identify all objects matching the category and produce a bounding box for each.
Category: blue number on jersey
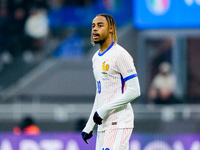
[102,148,110,150]
[97,81,101,94]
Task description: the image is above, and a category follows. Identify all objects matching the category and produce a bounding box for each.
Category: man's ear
[109,26,114,33]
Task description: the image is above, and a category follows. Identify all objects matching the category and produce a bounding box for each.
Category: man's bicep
[116,51,137,79]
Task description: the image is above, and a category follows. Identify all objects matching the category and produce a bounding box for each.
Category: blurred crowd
[0,0,95,70]
[0,0,50,68]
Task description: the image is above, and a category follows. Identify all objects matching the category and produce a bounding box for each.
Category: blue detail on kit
[124,73,138,82]
[120,74,125,94]
[98,42,114,56]
[97,81,101,94]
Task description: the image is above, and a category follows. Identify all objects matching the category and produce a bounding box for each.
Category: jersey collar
[98,42,114,56]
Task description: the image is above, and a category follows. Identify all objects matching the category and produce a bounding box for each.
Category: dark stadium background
[0,0,200,149]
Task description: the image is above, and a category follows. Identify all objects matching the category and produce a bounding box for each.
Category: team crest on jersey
[102,61,109,75]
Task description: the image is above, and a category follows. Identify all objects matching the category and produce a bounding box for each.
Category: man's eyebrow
[92,22,104,25]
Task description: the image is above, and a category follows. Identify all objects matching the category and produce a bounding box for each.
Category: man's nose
[93,26,97,31]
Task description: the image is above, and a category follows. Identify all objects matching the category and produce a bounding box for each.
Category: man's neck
[99,40,113,54]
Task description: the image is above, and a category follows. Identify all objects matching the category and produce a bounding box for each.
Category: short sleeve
[116,51,138,81]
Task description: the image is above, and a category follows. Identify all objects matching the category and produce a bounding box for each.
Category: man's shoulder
[113,43,129,54]
[113,43,125,50]
[113,43,131,58]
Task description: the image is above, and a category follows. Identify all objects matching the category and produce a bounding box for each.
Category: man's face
[91,16,110,44]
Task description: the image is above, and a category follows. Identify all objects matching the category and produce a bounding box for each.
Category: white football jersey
[92,42,138,131]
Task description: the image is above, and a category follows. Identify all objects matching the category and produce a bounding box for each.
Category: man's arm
[95,76,140,120]
[82,95,100,143]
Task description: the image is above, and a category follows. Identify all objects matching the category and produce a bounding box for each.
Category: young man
[81,14,141,150]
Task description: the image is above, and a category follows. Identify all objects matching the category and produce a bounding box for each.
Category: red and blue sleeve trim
[124,73,138,82]
[120,74,125,94]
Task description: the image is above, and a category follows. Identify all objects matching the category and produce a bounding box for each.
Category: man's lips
[93,33,99,39]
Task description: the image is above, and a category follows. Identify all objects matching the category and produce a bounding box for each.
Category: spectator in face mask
[148,62,177,104]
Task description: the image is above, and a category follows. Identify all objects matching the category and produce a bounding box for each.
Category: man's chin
[94,40,103,44]
[94,40,100,44]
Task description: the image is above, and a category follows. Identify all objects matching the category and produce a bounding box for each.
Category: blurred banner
[133,0,200,29]
[48,0,132,28]
[53,34,84,58]
[0,133,200,150]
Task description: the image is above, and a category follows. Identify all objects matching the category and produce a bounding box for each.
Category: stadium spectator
[47,0,65,9]
[148,62,177,104]
[23,0,49,62]
[13,116,40,135]
[0,0,50,64]
[0,5,13,68]
[7,6,26,57]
